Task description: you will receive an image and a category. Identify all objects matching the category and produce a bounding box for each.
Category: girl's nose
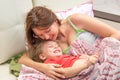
[44,34,50,40]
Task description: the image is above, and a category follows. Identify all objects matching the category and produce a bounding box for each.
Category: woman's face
[33,21,59,40]
[42,41,62,58]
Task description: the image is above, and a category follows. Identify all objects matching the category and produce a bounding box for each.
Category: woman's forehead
[36,26,49,30]
[33,27,49,33]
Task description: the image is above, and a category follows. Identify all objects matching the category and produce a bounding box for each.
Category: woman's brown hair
[26,6,60,46]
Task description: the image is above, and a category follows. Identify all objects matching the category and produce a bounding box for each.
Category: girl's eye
[48,45,54,48]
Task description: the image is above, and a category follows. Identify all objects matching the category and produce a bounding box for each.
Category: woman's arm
[18,52,65,80]
[71,13,120,40]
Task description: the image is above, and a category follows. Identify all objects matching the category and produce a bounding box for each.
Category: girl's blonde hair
[28,40,47,62]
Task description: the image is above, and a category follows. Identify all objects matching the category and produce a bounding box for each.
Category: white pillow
[33,0,92,11]
[0,0,32,64]
[55,2,94,19]
[33,0,93,19]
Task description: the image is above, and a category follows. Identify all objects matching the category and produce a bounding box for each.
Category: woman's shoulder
[70,13,90,21]
[62,13,85,23]
[70,13,85,18]
[66,13,86,27]
[61,19,66,24]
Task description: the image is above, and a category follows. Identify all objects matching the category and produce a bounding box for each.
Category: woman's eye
[45,29,50,33]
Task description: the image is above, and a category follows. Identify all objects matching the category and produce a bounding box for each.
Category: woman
[19,6,120,80]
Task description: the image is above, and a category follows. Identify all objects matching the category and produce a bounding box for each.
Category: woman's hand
[19,53,65,80]
[39,63,65,80]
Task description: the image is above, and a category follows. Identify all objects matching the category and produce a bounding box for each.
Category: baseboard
[93,10,120,23]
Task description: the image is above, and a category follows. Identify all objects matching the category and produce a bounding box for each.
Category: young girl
[28,40,98,78]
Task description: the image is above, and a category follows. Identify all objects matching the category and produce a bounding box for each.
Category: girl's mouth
[54,50,60,53]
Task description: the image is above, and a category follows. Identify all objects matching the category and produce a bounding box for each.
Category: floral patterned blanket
[18,37,120,80]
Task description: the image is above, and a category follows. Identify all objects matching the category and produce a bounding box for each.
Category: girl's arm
[71,13,120,40]
[60,54,98,78]
[18,53,65,80]
[59,59,90,78]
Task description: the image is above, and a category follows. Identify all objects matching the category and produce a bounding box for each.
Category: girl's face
[33,21,59,40]
[42,41,62,58]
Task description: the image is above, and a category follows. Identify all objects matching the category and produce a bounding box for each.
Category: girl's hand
[79,53,99,65]
[79,54,90,59]
[89,53,99,64]
[40,63,65,80]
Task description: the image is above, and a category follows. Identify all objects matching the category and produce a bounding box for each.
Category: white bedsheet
[0,63,16,80]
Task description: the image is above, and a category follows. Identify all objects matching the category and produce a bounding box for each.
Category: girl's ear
[39,54,46,60]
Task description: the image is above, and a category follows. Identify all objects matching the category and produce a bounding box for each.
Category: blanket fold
[8,52,23,77]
